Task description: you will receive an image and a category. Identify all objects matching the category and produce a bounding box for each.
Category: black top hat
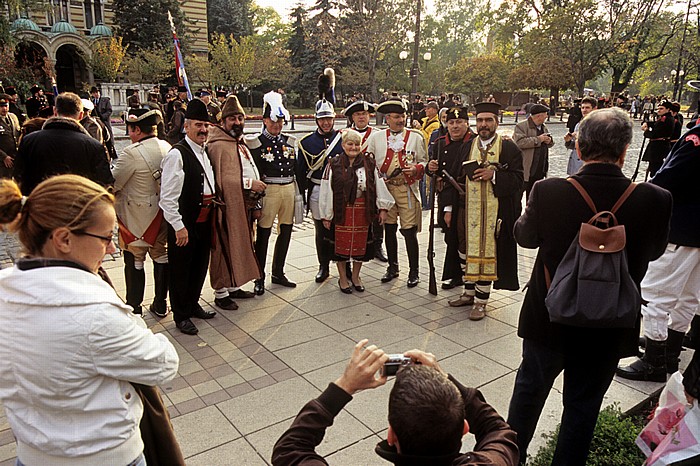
[473,102,502,116]
[126,108,162,126]
[342,100,376,118]
[184,99,209,122]
[446,106,469,121]
[376,100,407,115]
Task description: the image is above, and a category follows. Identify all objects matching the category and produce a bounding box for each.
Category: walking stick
[631,137,647,182]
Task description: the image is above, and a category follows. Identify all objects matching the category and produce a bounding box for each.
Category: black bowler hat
[473,102,502,116]
[446,106,469,121]
[184,98,209,122]
[529,103,549,115]
[376,100,406,115]
[342,100,376,118]
[126,108,162,126]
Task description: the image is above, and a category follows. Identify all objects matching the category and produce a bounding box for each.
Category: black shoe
[131,305,143,315]
[272,275,297,287]
[176,319,199,335]
[351,280,365,292]
[315,266,330,283]
[338,279,353,294]
[407,270,420,288]
[254,279,265,295]
[149,300,169,318]
[193,305,217,319]
[374,247,388,262]
[441,278,464,290]
[229,289,255,299]
[214,296,239,311]
[381,266,399,283]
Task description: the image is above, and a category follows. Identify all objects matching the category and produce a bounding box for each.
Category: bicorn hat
[263,91,290,122]
[126,108,163,126]
[342,101,376,119]
[0,95,9,106]
[376,100,407,115]
[221,95,245,120]
[473,102,502,116]
[184,98,209,122]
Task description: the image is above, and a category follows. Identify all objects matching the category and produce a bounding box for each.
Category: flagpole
[168,11,192,101]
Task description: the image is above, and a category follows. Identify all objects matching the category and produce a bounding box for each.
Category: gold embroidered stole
[464,135,501,282]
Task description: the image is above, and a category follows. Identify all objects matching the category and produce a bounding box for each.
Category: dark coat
[514,163,672,357]
[94,96,113,128]
[14,117,114,195]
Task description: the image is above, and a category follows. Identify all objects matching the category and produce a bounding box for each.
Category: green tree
[287,4,323,107]
[112,0,188,50]
[306,0,341,69]
[123,47,172,84]
[206,0,253,41]
[88,36,128,82]
[250,6,295,92]
[208,33,257,91]
[445,55,509,100]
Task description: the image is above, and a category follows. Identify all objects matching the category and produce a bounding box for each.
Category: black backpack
[544,178,640,328]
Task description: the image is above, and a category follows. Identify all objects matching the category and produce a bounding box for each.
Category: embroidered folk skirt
[330,196,374,262]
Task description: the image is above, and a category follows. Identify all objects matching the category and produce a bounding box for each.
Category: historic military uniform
[112,108,171,317]
[5,87,25,126]
[297,98,343,282]
[366,100,427,287]
[0,94,20,179]
[248,94,298,294]
[25,86,49,119]
[642,101,674,178]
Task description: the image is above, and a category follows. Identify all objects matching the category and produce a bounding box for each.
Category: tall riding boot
[401,227,420,288]
[666,329,686,374]
[373,219,388,262]
[123,251,145,315]
[313,220,330,282]
[149,262,169,317]
[684,315,700,349]
[381,223,400,282]
[271,224,296,287]
[616,338,667,382]
[254,227,272,295]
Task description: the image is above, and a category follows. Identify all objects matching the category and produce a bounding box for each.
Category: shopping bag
[636,371,700,465]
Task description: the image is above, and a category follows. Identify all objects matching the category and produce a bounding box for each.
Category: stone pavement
[0,122,687,465]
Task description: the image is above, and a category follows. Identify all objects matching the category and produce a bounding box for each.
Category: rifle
[427,161,438,296]
[631,137,647,182]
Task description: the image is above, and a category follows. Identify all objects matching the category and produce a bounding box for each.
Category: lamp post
[409,0,422,104]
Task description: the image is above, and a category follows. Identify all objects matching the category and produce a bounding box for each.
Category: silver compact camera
[382,354,413,377]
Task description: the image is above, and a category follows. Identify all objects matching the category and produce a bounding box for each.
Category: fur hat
[318,68,335,105]
[221,95,245,120]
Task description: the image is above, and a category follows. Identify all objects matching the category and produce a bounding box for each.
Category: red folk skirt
[332,196,373,262]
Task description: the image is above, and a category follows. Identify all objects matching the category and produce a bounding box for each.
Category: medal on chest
[263,146,276,162]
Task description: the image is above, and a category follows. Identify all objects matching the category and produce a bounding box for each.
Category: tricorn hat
[446,106,469,121]
[473,101,502,116]
[126,108,163,126]
[221,95,245,120]
[184,98,209,122]
[342,101,376,119]
[376,100,407,115]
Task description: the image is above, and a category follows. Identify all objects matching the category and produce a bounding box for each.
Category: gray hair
[577,107,632,163]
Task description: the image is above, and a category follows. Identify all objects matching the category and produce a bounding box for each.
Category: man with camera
[641,100,675,178]
[513,103,554,200]
[564,96,596,175]
[272,339,519,465]
[206,95,262,311]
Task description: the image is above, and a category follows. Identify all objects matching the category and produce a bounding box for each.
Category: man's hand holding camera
[537,133,552,145]
[334,339,389,395]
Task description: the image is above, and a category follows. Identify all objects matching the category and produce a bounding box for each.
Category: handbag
[294,180,304,225]
[636,371,700,465]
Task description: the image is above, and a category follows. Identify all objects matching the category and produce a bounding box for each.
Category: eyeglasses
[73,230,113,246]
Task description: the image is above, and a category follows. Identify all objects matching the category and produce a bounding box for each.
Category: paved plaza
[0,120,689,464]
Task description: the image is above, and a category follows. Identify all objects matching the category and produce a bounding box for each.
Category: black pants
[441,211,461,282]
[507,338,619,466]
[167,221,211,323]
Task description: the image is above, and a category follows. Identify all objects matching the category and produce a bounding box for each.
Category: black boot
[373,220,388,262]
[271,224,296,287]
[684,315,700,349]
[255,227,272,294]
[123,251,145,315]
[149,262,169,317]
[402,227,420,288]
[616,338,667,382]
[381,223,399,282]
[666,329,685,374]
[313,220,330,283]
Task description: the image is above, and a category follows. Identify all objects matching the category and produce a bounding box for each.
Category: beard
[229,124,244,138]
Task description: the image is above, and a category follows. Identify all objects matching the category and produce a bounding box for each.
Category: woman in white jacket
[0,175,179,466]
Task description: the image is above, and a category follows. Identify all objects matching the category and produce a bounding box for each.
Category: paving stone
[171,405,241,458]
[186,438,266,465]
[249,317,335,352]
[275,333,355,374]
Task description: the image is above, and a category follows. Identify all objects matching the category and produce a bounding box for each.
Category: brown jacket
[207,125,261,289]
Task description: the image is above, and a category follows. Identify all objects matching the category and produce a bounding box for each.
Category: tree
[124,47,173,84]
[208,33,257,91]
[88,37,128,82]
[250,6,296,92]
[287,4,323,107]
[112,0,188,50]
[206,0,253,41]
[445,55,510,100]
[306,0,341,69]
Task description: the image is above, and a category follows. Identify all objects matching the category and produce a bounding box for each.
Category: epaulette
[285,134,297,146]
[244,134,262,150]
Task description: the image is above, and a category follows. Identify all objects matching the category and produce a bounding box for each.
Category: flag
[168,11,192,101]
[50,76,58,96]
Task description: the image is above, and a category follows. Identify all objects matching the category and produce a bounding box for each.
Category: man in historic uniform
[25,85,48,119]
[249,91,297,295]
[343,100,388,262]
[0,94,20,179]
[207,95,262,311]
[199,89,221,124]
[448,102,523,320]
[112,108,172,317]
[641,100,674,178]
[513,103,553,200]
[297,70,344,283]
[5,87,25,125]
[159,99,217,335]
[415,101,440,209]
[366,99,427,288]
[427,106,474,291]
[216,90,227,107]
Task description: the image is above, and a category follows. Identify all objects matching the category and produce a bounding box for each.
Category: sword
[441,169,465,196]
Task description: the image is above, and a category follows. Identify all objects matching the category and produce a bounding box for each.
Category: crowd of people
[0,71,698,465]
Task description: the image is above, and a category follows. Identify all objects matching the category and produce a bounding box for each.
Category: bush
[529,404,646,465]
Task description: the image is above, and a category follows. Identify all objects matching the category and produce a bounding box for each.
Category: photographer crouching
[272,339,518,465]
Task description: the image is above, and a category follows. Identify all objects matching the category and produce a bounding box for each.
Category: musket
[427,159,438,296]
[441,169,465,196]
[631,136,647,182]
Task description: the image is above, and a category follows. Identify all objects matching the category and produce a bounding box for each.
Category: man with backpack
[506,107,672,465]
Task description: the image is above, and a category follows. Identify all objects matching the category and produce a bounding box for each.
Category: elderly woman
[320,129,394,293]
[0,175,179,466]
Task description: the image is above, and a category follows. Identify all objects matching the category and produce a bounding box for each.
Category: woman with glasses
[0,174,179,466]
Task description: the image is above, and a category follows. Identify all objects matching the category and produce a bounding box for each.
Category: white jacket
[0,262,179,466]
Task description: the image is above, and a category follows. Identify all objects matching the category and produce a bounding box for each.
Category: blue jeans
[17,452,146,466]
[507,339,618,466]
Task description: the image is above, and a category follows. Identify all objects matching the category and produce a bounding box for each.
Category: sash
[379,129,416,185]
[118,210,164,246]
[360,127,373,151]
